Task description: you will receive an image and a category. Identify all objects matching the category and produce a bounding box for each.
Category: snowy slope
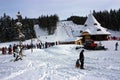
[55,21,83,37]
[34,24,48,37]
[34,23,80,42]
[55,21,74,38]
[0,41,120,80]
[108,30,120,37]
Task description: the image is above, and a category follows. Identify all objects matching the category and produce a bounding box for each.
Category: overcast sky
[0,0,120,20]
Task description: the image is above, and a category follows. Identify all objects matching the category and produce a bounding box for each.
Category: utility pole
[16,11,24,57]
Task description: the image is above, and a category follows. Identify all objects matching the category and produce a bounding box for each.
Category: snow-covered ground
[0,25,120,80]
[108,30,120,37]
[0,41,120,80]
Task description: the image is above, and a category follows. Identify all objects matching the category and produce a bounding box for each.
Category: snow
[0,41,120,80]
[0,23,120,80]
[34,22,81,42]
[55,21,83,37]
[85,14,100,26]
[108,30,120,37]
[34,25,48,37]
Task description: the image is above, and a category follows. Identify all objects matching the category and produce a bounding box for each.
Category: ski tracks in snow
[2,69,27,80]
[1,44,120,80]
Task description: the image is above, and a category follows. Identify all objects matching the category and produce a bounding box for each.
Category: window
[97,29,101,31]
[84,24,87,27]
[94,23,97,25]
[80,30,83,33]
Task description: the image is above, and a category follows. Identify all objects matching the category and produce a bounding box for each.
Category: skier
[14,46,22,61]
[115,42,119,51]
[2,47,5,54]
[79,49,84,69]
[13,44,17,57]
[8,45,12,54]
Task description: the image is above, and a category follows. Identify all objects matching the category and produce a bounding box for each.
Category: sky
[0,0,120,20]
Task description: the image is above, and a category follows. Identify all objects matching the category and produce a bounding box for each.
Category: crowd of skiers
[1,45,12,55]
[1,41,59,55]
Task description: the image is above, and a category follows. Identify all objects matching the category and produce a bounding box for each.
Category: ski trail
[38,63,50,80]
[2,69,27,80]
[34,25,48,37]
[1,61,32,80]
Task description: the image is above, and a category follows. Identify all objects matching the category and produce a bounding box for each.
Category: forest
[0,14,59,42]
[0,9,120,42]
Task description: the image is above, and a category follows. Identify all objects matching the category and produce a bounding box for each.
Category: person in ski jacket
[13,46,19,57]
[115,42,119,51]
[14,46,22,61]
[13,44,17,57]
[79,49,84,69]
[2,47,5,54]
[8,45,12,54]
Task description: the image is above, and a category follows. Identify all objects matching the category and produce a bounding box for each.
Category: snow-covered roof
[84,13,100,26]
[83,14,111,35]
[84,28,91,34]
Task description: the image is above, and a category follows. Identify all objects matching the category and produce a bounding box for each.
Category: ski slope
[34,25,48,37]
[0,22,120,80]
[0,41,120,80]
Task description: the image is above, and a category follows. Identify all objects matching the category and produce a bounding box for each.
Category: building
[80,13,111,41]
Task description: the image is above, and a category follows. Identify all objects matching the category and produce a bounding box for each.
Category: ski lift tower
[16,11,25,57]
